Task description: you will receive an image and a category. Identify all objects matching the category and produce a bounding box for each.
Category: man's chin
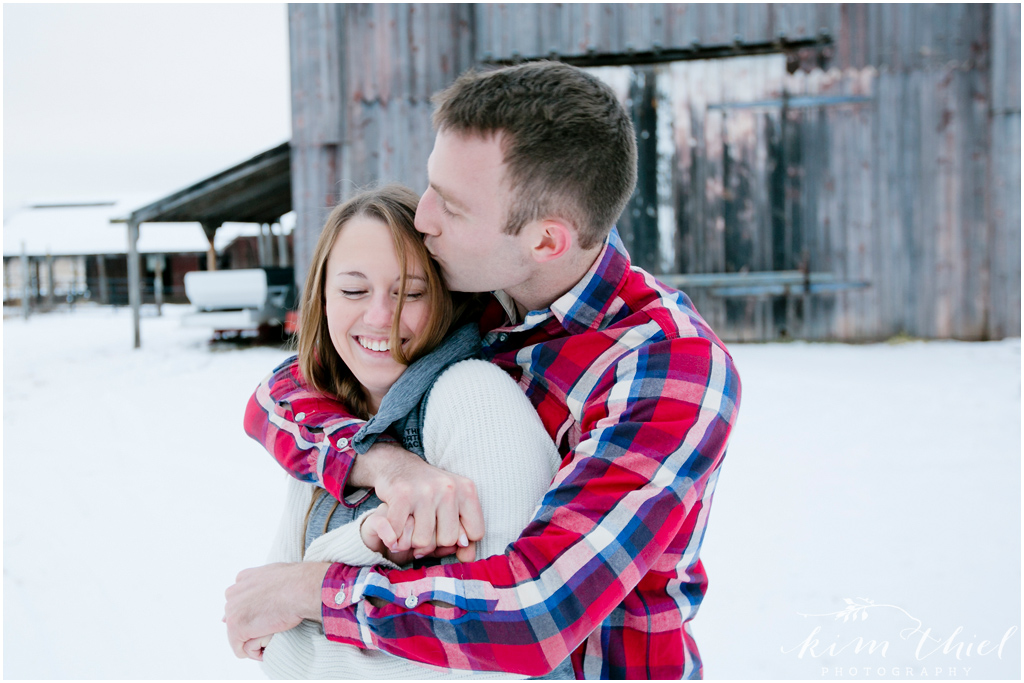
[436,265,496,293]
[444,279,475,293]
[442,276,487,294]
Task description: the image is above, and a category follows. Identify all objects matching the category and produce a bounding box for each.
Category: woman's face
[324,215,431,413]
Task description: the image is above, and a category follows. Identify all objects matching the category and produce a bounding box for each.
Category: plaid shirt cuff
[321,563,367,645]
[316,423,369,507]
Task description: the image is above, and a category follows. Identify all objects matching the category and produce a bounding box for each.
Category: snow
[3,305,1020,679]
[695,340,1021,679]
[2,198,280,258]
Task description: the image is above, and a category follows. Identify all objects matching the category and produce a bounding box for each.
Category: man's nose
[414,188,439,236]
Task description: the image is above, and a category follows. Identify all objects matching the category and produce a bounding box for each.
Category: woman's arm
[421,360,561,561]
[259,359,559,680]
[245,356,486,548]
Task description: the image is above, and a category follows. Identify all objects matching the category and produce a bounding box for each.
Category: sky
[3,3,291,218]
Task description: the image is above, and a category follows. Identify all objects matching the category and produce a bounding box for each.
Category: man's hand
[223,562,330,659]
[350,442,484,562]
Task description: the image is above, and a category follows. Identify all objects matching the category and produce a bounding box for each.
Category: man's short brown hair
[432,61,638,250]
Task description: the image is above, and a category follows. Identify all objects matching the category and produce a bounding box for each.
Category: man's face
[415,130,532,293]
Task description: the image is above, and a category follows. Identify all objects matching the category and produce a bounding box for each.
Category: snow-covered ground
[3,304,1020,679]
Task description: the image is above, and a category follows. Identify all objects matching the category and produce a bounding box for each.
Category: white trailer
[183,267,296,337]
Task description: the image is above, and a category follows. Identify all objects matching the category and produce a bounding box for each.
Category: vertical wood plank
[989,3,1022,338]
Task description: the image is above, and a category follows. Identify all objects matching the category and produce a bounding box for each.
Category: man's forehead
[427,129,509,203]
[435,126,505,148]
[430,128,507,169]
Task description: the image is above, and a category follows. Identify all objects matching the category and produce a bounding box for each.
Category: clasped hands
[224,444,485,661]
[363,442,484,564]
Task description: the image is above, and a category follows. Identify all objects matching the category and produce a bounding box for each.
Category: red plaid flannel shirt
[244,229,741,678]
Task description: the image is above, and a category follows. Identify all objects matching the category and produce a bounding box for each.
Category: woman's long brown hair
[296,184,454,419]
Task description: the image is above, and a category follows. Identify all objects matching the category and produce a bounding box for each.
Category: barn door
[693,55,807,342]
[589,56,870,342]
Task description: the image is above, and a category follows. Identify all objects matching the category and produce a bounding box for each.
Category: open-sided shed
[114,141,293,347]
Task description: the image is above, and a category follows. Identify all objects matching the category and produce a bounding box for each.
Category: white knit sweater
[261,359,562,680]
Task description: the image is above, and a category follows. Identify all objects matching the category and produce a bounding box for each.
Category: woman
[247,185,562,679]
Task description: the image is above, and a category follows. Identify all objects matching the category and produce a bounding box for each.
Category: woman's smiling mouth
[356,336,391,353]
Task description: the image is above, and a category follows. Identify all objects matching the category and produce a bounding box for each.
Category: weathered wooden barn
[288,3,1021,341]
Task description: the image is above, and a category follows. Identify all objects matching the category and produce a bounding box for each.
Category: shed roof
[2,197,268,258]
[119,141,292,226]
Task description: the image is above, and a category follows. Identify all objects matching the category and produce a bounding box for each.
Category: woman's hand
[241,634,273,661]
[352,442,483,562]
[360,503,417,565]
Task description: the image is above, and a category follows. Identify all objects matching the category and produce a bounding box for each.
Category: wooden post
[69,257,80,310]
[257,223,268,266]
[267,223,278,267]
[275,222,289,267]
[97,255,109,304]
[33,259,41,303]
[127,219,142,349]
[153,255,164,316]
[21,242,30,320]
[45,252,55,308]
[201,222,220,271]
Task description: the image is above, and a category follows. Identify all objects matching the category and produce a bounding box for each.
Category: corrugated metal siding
[289,3,1020,341]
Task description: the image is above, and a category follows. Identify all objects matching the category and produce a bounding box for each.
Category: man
[226,61,741,679]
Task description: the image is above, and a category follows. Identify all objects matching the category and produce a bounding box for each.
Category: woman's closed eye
[340,289,368,298]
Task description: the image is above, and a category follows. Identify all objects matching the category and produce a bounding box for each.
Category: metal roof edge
[112,141,291,225]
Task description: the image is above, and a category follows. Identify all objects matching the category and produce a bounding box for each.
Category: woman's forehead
[328,220,428,277]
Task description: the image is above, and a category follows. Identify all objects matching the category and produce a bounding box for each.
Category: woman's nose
[363,294,393,330]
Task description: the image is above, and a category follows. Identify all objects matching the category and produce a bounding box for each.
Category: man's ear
[529,220,573,263]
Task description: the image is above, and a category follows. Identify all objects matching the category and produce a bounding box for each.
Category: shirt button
[336,437,350,449]
[498,333,509,342]
[334,588,346,605]
[404,595,418,608]
[295,412,306,421]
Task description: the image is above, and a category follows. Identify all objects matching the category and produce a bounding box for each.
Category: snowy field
[4,304,1020,680]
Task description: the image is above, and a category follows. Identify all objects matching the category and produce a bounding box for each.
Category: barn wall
[289,3,1021,341]
[289,3,473,287]
[475,3,839,60]
[988,3,1021,340]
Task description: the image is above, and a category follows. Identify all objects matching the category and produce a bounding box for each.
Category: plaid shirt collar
[493,227,631,336]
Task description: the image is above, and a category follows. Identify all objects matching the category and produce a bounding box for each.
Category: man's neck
[503,245,603,319]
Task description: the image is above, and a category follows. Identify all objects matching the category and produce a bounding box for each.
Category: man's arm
[244,356,484,555]
[309,336,741,676]
[244,356,368,500]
